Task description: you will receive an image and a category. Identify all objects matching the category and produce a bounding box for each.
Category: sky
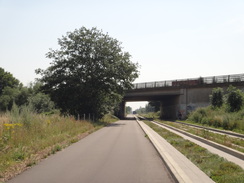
[1,0,244,110]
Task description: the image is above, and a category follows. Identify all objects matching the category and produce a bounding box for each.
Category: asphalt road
[8,119,175,183]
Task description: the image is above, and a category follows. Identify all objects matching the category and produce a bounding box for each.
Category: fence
[132,73,244,89]
[77,113,95,122]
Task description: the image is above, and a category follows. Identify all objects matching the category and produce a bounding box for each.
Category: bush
[28,93,55,114]
[188,107,208,123]
[210,87,224,108]
[187,86,244,132]
[226,86,244,112]
[212,116,223,127]
[187,106,244,132]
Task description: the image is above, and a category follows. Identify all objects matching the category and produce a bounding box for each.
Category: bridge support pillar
[160,96,180,120]
[118,101,126,119]
[178,89,188,119]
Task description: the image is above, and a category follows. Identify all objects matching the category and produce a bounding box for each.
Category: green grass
[158,120,244,153]
[140,111,160,120]
[0,108,117,182]
[187,106,244,134]
[140,109,244,153]
[144,121,244,183]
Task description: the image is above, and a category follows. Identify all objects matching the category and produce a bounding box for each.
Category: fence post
[84,114,85,121]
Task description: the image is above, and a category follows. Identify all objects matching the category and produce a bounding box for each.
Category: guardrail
[132,73,244,89]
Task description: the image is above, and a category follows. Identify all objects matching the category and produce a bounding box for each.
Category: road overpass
[120,73,244,119]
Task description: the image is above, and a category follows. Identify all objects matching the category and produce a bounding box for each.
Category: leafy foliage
[148,101,161,112]
[226,85,244,112]
[187,86,244,132]
[28,92,55,113]
[36,27,139,119]
[0,68,55,113]
[0,87,19,111]
[210,87,224,108]
[0,67,19,95]
[126,106,132,114]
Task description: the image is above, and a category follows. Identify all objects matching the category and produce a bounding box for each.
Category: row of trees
[0,67,54,113]
[1,27,139,119]
[210,85,244,112]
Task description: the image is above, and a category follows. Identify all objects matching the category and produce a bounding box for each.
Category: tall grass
[0,105,116,181]
[187,106,244,133]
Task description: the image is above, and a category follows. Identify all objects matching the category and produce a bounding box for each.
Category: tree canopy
[0,67,19,95]
[36,27,139,119]
[0,67,55,112]
[226,85,244,112]
[210,87,224,108]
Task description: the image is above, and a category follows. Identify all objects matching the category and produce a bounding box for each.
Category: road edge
[136,118,215,183]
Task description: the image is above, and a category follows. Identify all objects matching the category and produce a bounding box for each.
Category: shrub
[187,106,244,132]
[188,107,208,123]
[222,115,230,130]
[28,93,55,114]
[210,87,224,108]
[201,117,209,125]
[226,86,244,112]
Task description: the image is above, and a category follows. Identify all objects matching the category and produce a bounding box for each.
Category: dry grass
[0,109,117,182]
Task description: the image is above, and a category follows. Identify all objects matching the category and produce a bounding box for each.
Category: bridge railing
[132,73,244,89]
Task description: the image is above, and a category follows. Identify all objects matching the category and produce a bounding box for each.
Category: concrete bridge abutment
[118,100,126,119]
[160,95,180,120]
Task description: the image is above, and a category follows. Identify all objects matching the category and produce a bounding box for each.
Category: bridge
[120,73,244,119]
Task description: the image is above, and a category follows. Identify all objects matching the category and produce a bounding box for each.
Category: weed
[12,151,25,161]
[70,138,78,144]
[51,145,62,154]
[27,161,36,167]
[211,162,244,183]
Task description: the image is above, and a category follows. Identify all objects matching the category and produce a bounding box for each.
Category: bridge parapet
[132,73,244,89]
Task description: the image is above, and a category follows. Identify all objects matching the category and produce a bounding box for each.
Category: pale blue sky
[1,0,244,110]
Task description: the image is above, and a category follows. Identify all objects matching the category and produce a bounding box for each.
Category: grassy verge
[0,109,118,182]
[144,121,244,183]
[158,120,244,153]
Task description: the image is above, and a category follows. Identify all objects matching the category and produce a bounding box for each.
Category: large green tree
[36,27,139,119]
[0,67,19,95]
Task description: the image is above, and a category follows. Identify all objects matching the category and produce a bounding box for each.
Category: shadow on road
[107,123,126,127]
[125,117,136,120]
